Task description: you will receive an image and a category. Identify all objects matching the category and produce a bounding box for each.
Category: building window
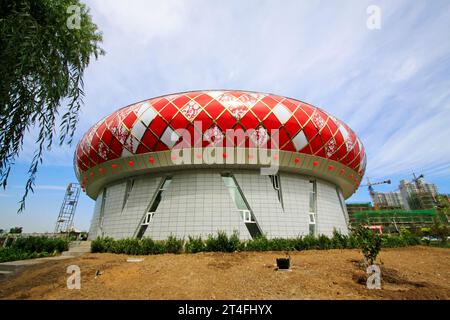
[309,180,317,236]
[143,212,154,225]
[336,187,348,226]
[98,188,107,236]
[222,175,252,214]
[221,173,262,238]
[241,209,254,223]
[269,174,284,209]
[136,176,172,238]
[122,179,135,210]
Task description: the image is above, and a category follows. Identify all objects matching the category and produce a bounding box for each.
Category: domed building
[75,90,366,240]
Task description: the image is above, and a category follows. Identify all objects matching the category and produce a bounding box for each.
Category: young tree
[0,0,104,211]
[9,227,23,234]
[351,224,382,266]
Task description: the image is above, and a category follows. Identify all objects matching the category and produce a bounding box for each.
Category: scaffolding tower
[54,183,81,233]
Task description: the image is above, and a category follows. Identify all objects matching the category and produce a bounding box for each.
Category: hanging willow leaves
[0,0,104,212]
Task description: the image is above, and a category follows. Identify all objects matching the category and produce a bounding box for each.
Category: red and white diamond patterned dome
[75,90,366,196]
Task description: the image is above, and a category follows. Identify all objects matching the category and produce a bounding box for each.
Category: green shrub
[317,234,332,250]
[153,241,167,254]
[347,233,359,249]
[331,229,348,249]
[185,236,205,253]
[124,238,141,255]
[141,238,156,254]
[302,235,319,250]
[0,248,51,263]
[352,225,382,265]
[399,228,421,246]
[381,234,407,248]
[431,221,449,243]
[205,231,239,252]
[91,237,115,253]
[0,235,65,263]
[228,231,241,252]
[88,229,427,258]
[165,235,184,254]
[11,236,68,253]
[244,236,269,251]
[268,238,294,251]
[291,237,304,251]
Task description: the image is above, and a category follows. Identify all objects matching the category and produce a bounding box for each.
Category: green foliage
[418,227,432,237]
[0,236,68,262]
[351,225,382,265]
[185,236,205,253]
[347,233,359,249]
[111,239,141,255]
[9,227,22,234]
[399,228,421,245]
[0,0,104,211]
[91,237,115,253]
[0,248,51,263]
[381,234,407,248]
[301,234,319,250]
[431,220,449,243]
[140,238,156,255]
[88,228,442,257]
[317,234,332,250]
[331,228,349,249]
[268,238,295,251]
[91,236,168,255]
[205,231,240,252]
[165,235,183,254]
[152,241,167,254]
[244,236,270,251]
[11,236,68,253]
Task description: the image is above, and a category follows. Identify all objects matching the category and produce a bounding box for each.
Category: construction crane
[360,178,397,232]
[54,183,81,234]
[360,178,391,210]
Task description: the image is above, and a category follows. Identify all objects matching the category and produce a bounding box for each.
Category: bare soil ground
[0,246,449,300]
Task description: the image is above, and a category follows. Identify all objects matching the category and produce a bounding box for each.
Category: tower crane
[360,178,391,210]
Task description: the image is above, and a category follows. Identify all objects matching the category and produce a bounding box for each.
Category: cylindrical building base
[88,169,349,240]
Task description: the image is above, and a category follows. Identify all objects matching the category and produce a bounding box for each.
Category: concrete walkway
[0,255,73,275]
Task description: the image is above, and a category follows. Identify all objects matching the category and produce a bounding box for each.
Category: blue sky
[1,0,450,232]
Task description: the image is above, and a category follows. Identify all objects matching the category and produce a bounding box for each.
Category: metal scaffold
[54,183,80,233]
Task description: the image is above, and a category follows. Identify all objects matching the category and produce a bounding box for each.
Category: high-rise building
[399,178,438,210]
[373,191,403,208]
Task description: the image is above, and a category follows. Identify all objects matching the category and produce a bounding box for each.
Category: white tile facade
[88,170,349,240]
